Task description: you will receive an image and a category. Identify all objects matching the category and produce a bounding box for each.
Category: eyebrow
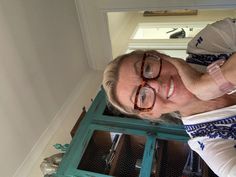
[134,60,142,75]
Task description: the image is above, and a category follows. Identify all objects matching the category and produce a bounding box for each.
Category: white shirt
[182,18,236,177]
[182,105,236,177]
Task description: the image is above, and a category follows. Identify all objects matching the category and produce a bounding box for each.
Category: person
[102,18,236,177]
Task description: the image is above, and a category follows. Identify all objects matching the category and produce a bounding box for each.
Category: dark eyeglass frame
[134,53,162,112]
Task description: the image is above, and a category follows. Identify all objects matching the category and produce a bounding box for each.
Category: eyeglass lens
[142,55,161,79]
[136,86,155,109]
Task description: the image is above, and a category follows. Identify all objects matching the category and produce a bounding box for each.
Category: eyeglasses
[134,53,162,112]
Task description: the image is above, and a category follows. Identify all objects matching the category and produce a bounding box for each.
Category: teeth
[167,79,174,98]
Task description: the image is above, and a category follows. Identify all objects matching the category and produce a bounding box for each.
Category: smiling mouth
[167,78,174,99]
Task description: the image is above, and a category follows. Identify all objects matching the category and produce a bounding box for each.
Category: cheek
[175,74,193,96]
[163,63,178,75]
[152,95,168,114]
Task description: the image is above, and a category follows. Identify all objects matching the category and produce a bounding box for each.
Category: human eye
[138,88,150,105]
[144,64,151,73]
[143,57,161,78]
[143,62,154,78]
[140,91,146,103]
[139,89,147,104]
[137,87,154,108]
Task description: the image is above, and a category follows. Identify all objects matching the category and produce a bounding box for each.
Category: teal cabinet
[55,89,189,177]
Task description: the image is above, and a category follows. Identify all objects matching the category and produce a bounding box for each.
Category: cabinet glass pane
[77,130,146,177]
[153,140,189,177]
[151,139,216,177]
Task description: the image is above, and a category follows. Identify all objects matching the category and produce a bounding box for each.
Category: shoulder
[188,137,236,177]
[187,18,236,57]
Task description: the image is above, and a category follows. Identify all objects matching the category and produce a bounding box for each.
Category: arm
[222,53,236,86]
[181,106,236,177]
[201,52,236,98]
[165,18,236,100]
[165,54,236,101]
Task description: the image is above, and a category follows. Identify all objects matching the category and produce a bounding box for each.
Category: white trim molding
[128,39,190,50]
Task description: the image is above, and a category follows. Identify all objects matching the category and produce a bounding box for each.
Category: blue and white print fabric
[187,18,236,56]
[185,18,236,74]
[186,53,232,66]
[186,18,236,67]
[182,18,236,177]
[182,105,236,139]
[182,105,236,177]
[184,115,236,140]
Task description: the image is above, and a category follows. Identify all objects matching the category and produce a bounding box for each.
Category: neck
[180,94,236,117]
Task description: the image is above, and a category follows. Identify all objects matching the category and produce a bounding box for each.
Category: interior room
[2,0,236,177]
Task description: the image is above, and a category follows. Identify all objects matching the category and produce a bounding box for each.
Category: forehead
[116,55,141,108]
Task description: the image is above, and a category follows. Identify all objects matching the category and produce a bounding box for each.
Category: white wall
[28,69,103,177]
[108,12,138,58]
[0,0,91,176]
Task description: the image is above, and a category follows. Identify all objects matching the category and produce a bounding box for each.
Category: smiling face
[116,52,197,120]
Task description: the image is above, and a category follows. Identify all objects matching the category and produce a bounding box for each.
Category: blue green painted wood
[139,135,156,177]
[56,90,106,176]
[55,88,190,177]
[71,169,113,177]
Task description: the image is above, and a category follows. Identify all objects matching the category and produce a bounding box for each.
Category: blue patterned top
[182,18,236,177]
[186,53,232,66]
[184,115,236,140]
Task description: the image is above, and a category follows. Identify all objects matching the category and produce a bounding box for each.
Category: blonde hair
[102,50,144,115]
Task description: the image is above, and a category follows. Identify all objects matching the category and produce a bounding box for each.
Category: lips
[167,77,175,99]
